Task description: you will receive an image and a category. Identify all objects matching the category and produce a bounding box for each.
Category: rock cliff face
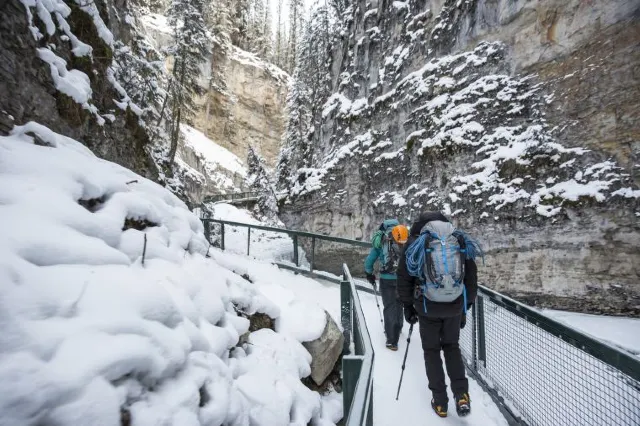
[141,15,289,169]
[0,0,159,180]
[280,0,640,314]
[194,47,289,169]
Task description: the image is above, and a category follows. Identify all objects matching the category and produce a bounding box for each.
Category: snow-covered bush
[0,122,340,425]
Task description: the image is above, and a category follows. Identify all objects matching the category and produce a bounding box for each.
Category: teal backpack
[371,219,401,274]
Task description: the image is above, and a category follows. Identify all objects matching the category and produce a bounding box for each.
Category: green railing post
[342,356,363,423]
[477,296,486,367]
[353,306,363,354]
[247,226,251,256]
[341,278,352,355]
[220,223,225,251]
[310,236,316,272]
[366,384,374,426]
[292,235,299,266]
[472,300,478,371]
[203,219,211,243]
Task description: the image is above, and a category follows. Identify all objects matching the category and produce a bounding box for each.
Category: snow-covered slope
[177,125,248,203]
[0,122,338,425]
[205,203,301,263]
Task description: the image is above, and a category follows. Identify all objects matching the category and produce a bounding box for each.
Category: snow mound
[0,122,338,425]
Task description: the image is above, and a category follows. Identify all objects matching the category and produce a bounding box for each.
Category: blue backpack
[405,220,483,312]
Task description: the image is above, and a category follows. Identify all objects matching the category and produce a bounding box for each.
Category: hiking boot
[385,343,398,351]
[431,399,447,418]
[455,393,471,417]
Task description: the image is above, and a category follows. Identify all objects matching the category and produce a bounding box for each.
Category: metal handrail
[341,264,375,426]
[202,192,259,204]
[202,218,371,248]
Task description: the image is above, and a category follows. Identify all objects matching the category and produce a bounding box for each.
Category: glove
[403,304,418,325]
[366,273,376,287]
[460,313,467,329]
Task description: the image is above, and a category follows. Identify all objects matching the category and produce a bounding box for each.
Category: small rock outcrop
[194,47,289,169]
[302,311,345,387]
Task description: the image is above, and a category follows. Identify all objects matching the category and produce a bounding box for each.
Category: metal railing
[202,191,259,204]
[202,217,375,425]
[341,264,374,426]
[460,286,640,426]
[201,218,640,426]
[201,218,374,290]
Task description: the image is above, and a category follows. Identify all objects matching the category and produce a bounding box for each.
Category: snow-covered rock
[0,122,340,425]
[1,0,163,181]
[302,312,345,387]
[176,125,248,204]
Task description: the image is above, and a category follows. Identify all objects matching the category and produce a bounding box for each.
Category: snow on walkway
[358,289,508,426]
[273,274,508,426]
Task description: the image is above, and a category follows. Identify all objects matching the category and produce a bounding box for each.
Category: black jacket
[396,212,478,318]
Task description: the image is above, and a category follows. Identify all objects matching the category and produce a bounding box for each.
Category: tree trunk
[204,70,212,136]
[168,57,188,166]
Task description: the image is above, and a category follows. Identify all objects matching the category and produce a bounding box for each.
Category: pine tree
[277,5,336,191]
[112,28,166,125]
[287,0,304,72]
[263,0,273,57]
[247,145,279,224]
[231,0,251,49]
[274,0,284,67]
[166,0,210,164]
[204,0,232,136]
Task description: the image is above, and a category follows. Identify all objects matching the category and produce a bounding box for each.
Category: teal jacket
[364,247,397,280]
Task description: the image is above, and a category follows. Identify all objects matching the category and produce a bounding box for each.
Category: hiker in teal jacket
[364,219,409,350]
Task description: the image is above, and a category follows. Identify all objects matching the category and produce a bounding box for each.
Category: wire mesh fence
[460,290,640,426]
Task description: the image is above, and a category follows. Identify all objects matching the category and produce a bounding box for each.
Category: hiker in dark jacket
[364,219,409,351]
[397,211,479,418]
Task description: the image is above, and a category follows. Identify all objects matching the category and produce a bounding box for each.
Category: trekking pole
[395,323,414,400]
[373,281,384,327]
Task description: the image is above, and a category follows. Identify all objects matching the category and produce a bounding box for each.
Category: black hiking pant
[379,278,403,345]
[418,315,468,404]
